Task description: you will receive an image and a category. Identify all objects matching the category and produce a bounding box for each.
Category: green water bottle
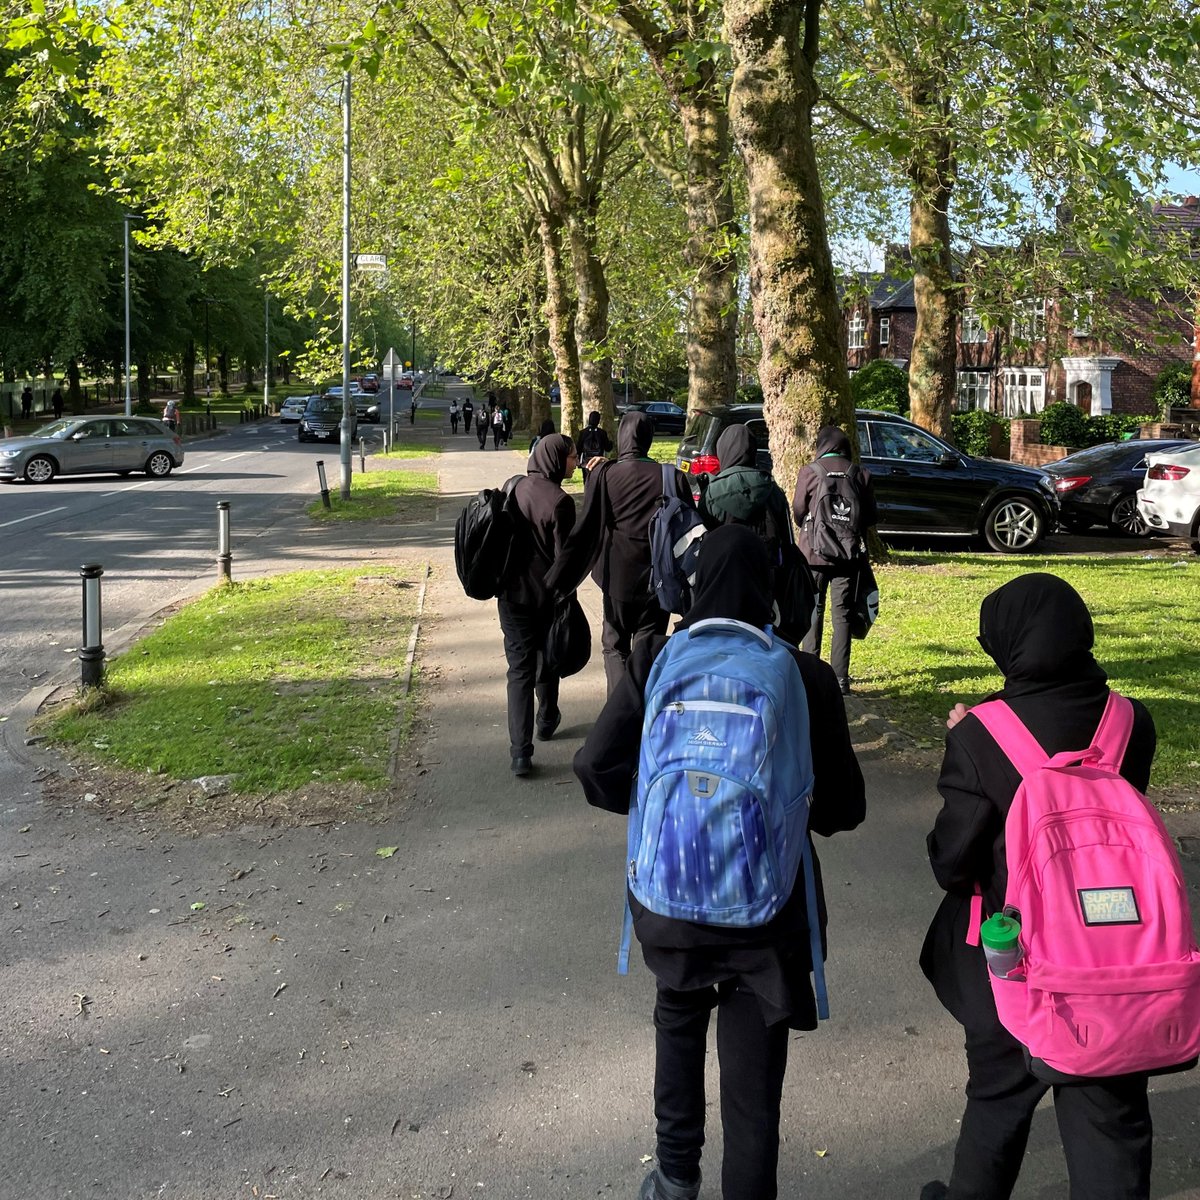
[979,911,1023,979]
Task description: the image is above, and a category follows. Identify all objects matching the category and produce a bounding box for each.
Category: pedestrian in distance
[574,524,866,1200]
[162,398,180,430]
[792,424,877,695]
[462,397,474,433]
[498,433,579,777]
[51,387,64,419]
[547,410,694,695]
[920,573,1175,1200]
[577,411,613,482]
[21,385,33,419]
[410,395,419,425]
[502,402,514,444]
[492,404,505,449]
[450,399,460,434]
[529,418,555,455]
[477,404,490,450]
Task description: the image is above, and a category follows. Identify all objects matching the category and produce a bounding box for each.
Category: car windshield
[29,420,78,439]
[681,410,721,450]
[308,399,341,415]
[1057,444,1137,468]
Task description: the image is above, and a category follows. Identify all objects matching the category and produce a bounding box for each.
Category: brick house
[843,200,1200,416]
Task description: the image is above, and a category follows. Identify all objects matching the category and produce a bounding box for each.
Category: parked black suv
[675,405,1059,553]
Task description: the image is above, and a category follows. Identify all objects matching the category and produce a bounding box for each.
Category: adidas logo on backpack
[970,692,1200,1080]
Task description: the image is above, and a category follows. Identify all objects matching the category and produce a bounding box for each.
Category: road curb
[389,562,431,785]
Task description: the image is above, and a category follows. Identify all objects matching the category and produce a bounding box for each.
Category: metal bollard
[316,460,332,509]
[216,501,232,583]
[79,563,105,688]
[359,438,366,473]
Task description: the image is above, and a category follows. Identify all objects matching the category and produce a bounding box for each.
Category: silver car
[0,416,185,484]
[280,394,315,423]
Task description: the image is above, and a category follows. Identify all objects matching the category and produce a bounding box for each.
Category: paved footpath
[2,390,1198,1200]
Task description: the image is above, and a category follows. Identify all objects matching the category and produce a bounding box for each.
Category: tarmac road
[2,401,1198,1200]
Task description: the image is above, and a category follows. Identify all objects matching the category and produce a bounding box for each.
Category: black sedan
[1042,439,1196,535]
[620,401,687,435]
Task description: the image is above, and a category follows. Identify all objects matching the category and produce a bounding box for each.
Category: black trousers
[601,592,668,695]
[477,421,489,448]
[496,597,560,759]
[492,424,504,448]
[450,414,459,432]
[464,412,473,431]
[802,565,853,686]
[653,980,790,1200]
[947,1017,1152,1200]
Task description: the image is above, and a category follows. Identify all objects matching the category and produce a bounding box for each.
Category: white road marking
[179,464,207,473]
[0,505,67,529]
[219,452,250,463]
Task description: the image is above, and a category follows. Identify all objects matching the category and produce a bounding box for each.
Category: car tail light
[1148,463,1190,481]
[1053,475,1091,493]
[690,454,721,476]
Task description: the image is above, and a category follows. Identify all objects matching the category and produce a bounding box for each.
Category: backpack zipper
[668,700,757,717]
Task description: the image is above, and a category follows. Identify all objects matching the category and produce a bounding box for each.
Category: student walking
[492,404,506,449]
[529,418,555,454]
[792,424,876,695]
[410,395,418,425]
[502,402,513,444]
[51,387,64,419]
[162,398,180,430]
[20,385,33,419]
[462,397,474,433]
[577,411,612,481]
[497,434,578,776]
[476,405,490,449]
[574,525,866,1200]
[920,573,1172,1200]
[450,400,460,433]
[548,411,694,694]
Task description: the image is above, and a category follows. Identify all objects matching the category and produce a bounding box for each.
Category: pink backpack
[968,691,1200,1079]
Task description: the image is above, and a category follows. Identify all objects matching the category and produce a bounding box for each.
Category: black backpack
[454,476,524,599]
[805,463,863,563]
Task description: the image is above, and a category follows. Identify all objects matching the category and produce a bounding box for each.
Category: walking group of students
[460,408,1199,1200]
[445,391,515,448]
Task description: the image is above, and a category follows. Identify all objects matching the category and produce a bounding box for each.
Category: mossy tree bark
[536,209,583,440]
[724,0,855,496]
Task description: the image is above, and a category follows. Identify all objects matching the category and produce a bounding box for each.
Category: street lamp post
[339,69,353,500]
[122,214,137,417]
[263,288,270,414]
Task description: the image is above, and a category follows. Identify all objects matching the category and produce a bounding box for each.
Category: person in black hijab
[791,424,877,694]
[547,410,694,694]
[498,434,578,776]
[529,418,555,453]
[920,573,1157,1200]
[575,525,866,1200]
[577,410,613,481]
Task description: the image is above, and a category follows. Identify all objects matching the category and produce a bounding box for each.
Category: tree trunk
[243,350,255,392]
[182,340,196,405]
[217,351,229,394]
[537,211,583,440]
[908,135,957,441]
[724,0,855,495]
[568,208,616,433]
[136,357,151,406]
[680,92,740,415]
[530,303,553,436]
[67,359,83,411]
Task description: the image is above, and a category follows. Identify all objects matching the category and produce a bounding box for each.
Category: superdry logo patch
[687,727,727,748]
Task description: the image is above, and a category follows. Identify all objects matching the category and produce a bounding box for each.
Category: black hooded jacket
[546,411,693,602]
[920,572,1156,1024]
[792,425,878,569]
[501,434,577,608]
[699,425,794,549]
[574,526,866,1028]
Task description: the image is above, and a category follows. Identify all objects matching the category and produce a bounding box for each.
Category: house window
[961,307,986,344]
[878,316,890,347]
[1011,297,1047,343]
[848,311,866,350]
[956,371,991,412]
[1072,291,1094,337]
[1001,368,1046,416]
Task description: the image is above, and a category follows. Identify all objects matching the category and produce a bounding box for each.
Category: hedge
[1038,401,1153,448]
[952,410,1009,457]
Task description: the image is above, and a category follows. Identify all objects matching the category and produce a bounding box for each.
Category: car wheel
[1108,494,1147,537]
[983,496,1045,553]
[145,451,174,478]
[23,455,56,484]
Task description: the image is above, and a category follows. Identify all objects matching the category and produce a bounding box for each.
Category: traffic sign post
[382,347,401,439]
[354,253,387,272]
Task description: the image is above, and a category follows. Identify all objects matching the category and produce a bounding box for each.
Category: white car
[1137,442,1200,549]
[279,394,315,423]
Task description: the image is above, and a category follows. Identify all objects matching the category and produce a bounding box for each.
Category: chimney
[1182,196,1200,208]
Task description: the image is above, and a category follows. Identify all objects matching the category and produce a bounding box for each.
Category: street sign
[382,347,401,381]
[355,253,387,271]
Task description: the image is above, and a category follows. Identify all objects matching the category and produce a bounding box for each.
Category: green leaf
[376,845,399,858]
[190,902,206,911]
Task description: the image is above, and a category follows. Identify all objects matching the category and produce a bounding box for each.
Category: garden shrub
[1152,363,1192,415]
[1087,413,1150,443]
[850,359,909,413]
[952,410,1009,457]
[1038,400,1091,448]
[736,382,764,406]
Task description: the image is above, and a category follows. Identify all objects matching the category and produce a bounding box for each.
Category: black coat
[920,574,1156,1026]
[792,426,878,569]
[574,525,866,1028]
[547,411,692,603]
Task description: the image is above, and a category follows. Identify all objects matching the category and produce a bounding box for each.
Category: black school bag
[454,476,525,600]
[804,462,864,563]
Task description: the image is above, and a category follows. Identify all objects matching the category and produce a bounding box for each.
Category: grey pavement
[2,388,1199,1200]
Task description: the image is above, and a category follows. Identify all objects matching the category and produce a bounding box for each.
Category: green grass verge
[306,469,438,521]
[853,553,1199,792]
[380,443,441,459]
[40,567,423,795]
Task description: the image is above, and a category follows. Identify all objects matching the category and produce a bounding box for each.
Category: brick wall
[1009,419,1072,465]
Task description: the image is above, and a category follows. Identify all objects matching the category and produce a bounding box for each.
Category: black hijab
[677,525,773,630]
[617,410,654,460]
[979,572,1107,696]
[814,424,851,458]
[527,433,574,485]
[716,424,757,469]
[537,418,556,438]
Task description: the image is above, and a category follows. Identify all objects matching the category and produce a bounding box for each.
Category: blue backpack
[649,463,706,614]
[619,618,828,1019]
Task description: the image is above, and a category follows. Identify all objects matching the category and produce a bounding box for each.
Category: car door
[109,418,154,470]
[860,421,986,532]
[62,420,115,475]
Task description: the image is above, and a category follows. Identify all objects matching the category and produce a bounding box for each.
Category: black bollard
[316,460,332,509]
[79,563,105,688]
[217,501,232,583]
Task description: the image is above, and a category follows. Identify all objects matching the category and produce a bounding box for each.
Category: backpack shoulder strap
[969,700,1049,779]
[660,461,673,499]
[1089,691,1134,770]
